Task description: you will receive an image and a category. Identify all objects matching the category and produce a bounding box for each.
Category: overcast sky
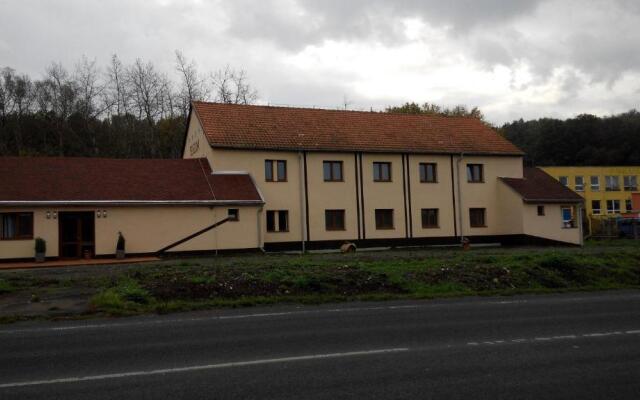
[1,0,639,124]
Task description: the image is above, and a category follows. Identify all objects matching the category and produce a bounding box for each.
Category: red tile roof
[0,157,263,205]
[192,101,524,155]
[500,168,584,203]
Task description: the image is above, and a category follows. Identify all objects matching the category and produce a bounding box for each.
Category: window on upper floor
[559,176,568,187]
[623,175,637,191]
[574,176,584,191]
[590,176,600,191]
[605,176,620,191]
[419,163,437,183]
[265,160,287,182]
[467,164,484,183]
[373,162,391,182]
[323,161,343,182]
[1,212,34,240]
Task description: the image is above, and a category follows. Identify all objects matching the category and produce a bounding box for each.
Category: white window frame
[591,200,601,215]
[590,176,599,191]
[623,175,637,191]
[606,200,620,214]
[605,176,620,191]
[559,176,568,187]
[574,176,584,191]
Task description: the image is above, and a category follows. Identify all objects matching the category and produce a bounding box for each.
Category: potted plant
[116,232,126,259]
[35,237,46,262]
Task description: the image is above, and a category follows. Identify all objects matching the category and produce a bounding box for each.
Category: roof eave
[0,200,265,206]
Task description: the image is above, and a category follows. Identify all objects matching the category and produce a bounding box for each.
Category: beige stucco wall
[408,155,456,237]
[456,155,524,237]
[495,180,524,235]
[522,203,582,245]
[0,205,261,260]
[205,148,303,244]
[305,152,358,241]
[183,113,215,160]
[360,153,407,239]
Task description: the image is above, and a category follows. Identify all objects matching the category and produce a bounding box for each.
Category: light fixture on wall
[46,211,51,219]
[52,211,57,219]
[103,210,107,218]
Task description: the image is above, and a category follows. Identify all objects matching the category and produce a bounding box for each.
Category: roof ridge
[192,101,485,122]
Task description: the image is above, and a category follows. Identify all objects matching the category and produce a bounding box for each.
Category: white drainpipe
[456,153,465,243]
[299,152,307,253]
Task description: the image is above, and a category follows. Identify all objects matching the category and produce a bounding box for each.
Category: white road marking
[467,330,640,347]
[0,347,409,389]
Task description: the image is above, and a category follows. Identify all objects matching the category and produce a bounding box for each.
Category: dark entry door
[59,212,95,259]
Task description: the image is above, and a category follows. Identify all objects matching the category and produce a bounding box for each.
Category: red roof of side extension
[0,157,263,205]
[191,101,524,156]
[500,168,584,203]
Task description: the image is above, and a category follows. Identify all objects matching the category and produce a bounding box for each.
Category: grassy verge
[1,240,639,323]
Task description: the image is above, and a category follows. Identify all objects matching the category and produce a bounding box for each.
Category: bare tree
[74,55,107,119]
[175,50,209,118]
[211,65,257,105]
[104,54,130,116]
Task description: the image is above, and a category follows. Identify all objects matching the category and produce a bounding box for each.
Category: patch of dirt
[143,265,406,300]
[411,265,515,291]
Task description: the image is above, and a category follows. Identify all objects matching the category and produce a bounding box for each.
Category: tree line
[499,111,640,166]
[0,51,257,158]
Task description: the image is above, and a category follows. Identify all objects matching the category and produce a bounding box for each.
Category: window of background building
[419,163,437,183]
[574,176,584,191]
[591,200,601,215]
[373,162,391,182]
[559,176,568,187]
[421,208,439,228]
[625,199,633,212]
[606,200,620,214]
[590,176,600,191]
[624,175,637,191]
[605,176,620,191]
[469,208,486,227]
[323,161,343,182]
[375,209,394,229]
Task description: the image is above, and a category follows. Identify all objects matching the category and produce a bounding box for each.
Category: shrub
[34,237,46,254]
[116,232,125,251]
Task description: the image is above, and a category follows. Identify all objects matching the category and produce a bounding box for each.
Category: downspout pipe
[456,153,465,244]
[298,151,307,253]
[257,205,265,252]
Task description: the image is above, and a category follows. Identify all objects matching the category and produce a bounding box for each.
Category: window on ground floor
[266,210,289,232]
[0,212,34,240]
[469,208,486,228]
[537,205,545,216]
[606,200,620,214]
[228,209,239,221]
[421,208,439,228]
[375,209,394,229]
[561,207,575,228]
[625,199,633,212]
[325,210,345,231]
[591,200,601,215]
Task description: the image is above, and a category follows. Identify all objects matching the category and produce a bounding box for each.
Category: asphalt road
[1,291,639,399]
